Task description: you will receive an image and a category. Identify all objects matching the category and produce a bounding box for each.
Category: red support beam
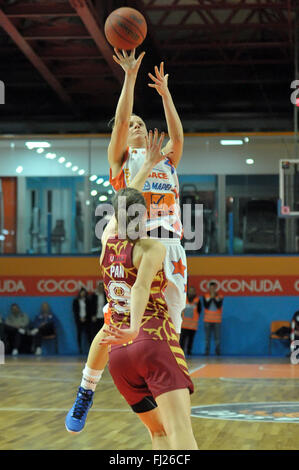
[0,8,74,108]
[69,0,123,85]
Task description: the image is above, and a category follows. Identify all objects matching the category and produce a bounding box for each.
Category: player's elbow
[131,283,151,302]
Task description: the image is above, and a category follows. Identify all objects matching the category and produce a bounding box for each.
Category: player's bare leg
[156,389,198,450]
[65,326,109,433]
[86,327,109,370]
[137,407,170,450]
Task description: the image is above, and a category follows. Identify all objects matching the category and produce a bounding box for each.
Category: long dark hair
[112,188,147,243]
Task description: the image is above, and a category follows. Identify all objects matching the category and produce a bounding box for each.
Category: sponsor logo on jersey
[149,171,168,180]
[191,402,299,423]
[113,286,125,297]
[152,182,172,191]
[143,182,172,192]
[109,254,127,263]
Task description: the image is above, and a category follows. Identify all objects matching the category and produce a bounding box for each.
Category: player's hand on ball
[113,48,145,76]
[148,62,169,97]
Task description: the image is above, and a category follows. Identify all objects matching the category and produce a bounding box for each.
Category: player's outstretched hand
[145,128,173,167]
[99,324,139,345]
[148,62,169,97]
[113,48,145,77]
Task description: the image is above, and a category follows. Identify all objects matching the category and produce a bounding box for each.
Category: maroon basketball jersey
[101,237,192,379]
[101,237,176,343]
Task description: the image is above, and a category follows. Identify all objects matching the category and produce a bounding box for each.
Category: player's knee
[164,414,192,435]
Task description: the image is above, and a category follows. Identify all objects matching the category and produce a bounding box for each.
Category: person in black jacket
[89,282,107,340]
[73,288,92,354]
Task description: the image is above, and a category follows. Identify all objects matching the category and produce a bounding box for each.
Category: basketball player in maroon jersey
[65,130,198,450]
[96,187,197,450]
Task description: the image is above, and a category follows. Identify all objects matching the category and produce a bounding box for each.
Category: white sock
[80,364,103,392]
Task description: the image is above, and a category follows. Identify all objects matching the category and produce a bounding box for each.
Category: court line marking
[0,407,130,413]
[189,364,206,375]
[219,377,299,385]
[0,374,113,384]
[259,365,297,372]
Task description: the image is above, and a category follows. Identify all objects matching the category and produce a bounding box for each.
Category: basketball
[104,7,147,50]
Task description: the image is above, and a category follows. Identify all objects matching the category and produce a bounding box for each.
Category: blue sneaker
[65,387,94,434]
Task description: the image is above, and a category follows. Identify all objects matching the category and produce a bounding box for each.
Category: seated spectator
[73,288,92,354]
[5,303,31,356]
[290,311,299,364]
[89,281,107,339]
[180,286,201,356]
[29,302,57,356]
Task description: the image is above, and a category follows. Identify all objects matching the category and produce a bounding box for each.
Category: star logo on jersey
[172,258,186,278]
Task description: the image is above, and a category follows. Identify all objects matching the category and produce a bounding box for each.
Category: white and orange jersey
[109,147,183,238]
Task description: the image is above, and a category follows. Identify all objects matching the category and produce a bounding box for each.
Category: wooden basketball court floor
[1,355,299,450]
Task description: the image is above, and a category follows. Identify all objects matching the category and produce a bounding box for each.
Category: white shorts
[160,238,187,334]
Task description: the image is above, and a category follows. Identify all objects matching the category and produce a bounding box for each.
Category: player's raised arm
[108,48,145,178]
[148,62,184,167]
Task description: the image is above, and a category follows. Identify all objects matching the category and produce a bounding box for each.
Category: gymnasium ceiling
[0,0,297,133]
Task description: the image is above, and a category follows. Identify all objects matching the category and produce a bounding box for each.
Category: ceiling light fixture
[25,142,51,150]
[220,140,243,146]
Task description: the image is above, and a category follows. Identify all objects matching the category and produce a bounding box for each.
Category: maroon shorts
[108,339,194,411]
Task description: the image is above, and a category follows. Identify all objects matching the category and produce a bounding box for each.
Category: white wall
[0,134,296,176]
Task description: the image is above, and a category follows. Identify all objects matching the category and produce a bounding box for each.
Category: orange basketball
[104,7,147,51]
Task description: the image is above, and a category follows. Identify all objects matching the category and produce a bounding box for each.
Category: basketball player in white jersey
[108,48,187,334]
[65,51,188,435]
